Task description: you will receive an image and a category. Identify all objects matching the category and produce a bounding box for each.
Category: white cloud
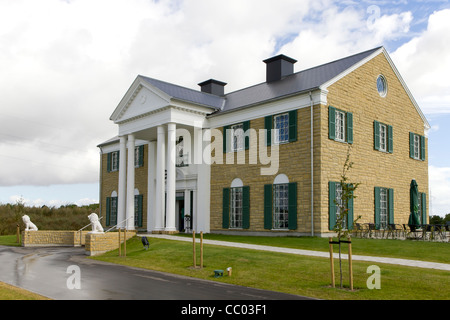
[391,9,450,114]
[429,166,450,217]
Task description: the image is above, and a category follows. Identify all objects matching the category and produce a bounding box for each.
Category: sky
[0,0,449,217]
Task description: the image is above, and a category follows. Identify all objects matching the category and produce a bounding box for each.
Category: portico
[104,76,218,233]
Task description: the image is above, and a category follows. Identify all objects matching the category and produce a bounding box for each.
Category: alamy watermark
[366,265,381,289]
[66,265,81,290]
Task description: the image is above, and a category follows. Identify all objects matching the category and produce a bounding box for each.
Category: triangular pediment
[110,76,172,123]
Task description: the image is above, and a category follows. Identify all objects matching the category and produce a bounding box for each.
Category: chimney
[263,54,297,83]
[198,79,227,96]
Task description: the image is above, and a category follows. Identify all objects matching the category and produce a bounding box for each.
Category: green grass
[0,282,50,300]
[174,233,450,264]
[91,235,450,300]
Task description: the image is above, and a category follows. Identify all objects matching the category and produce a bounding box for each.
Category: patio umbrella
[408,179,420,229]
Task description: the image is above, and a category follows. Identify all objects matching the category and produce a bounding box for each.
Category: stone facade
[210,52,428,235]
[22,230,89,247]
[85,230,136,256]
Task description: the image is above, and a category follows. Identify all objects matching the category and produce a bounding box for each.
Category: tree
[333,146,361,289]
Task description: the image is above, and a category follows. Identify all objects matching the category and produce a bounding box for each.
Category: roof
[139,76,225,110]
[139,47,383,115]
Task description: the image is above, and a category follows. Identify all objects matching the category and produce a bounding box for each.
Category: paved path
[0,245,310,300]
[142,234,450,271]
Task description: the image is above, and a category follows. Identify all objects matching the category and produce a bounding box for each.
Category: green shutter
[107,153,112,172]
[420,135,426,161]
[223,126,230,154]
[136,194,143,227]
[388,125,393,153]
[106,197,111,226]
[243,121,250,150]
[329,106,336,140]
[264,116,272,146]
[288,110,297,142]
[374,121,380,151]
[374,187,381,229]
[288,182,297,230]
[388,189,394,225]
[138,145,144,167]
[409,132,414,158]
[264,184,272,229]
[329,181,336,230]
[421,193,427,224]
[347,184,354,230]
[222,188,230,229]
[346,112,353,144]
[242,186,250,229]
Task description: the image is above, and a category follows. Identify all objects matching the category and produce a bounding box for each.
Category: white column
[118,136,127,228]
[154,126,165,231]
[147,141,157,232]
[126,134,135,230]
[165,123,176,232]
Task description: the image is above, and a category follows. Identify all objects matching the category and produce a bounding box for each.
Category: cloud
[391,9,450,114]
[429,166,450,217]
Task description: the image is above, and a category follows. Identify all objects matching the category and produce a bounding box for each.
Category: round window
[377,75,387,97]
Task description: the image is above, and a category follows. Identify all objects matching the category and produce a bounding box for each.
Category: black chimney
[198,79,227,96]
[263,54,297,83]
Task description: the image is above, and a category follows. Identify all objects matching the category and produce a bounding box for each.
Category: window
[222,180,250,229]
[264,175,297,230]
[231,123,244,152]
[134,145,144,168]
[374,121,393,153]
[274,113,289,144]
[106,193,118,226]
[230,187,243,228]
[273,183,289,229]
[329,181,354,231]
[264,110,297,146]
[176,136,189,167]
[374,187,394,229]
[409,132,425,161]
[107,151,119,172]
[377,75,388,97]
[328,106,353,144]
[335,110,346,142]
[223,121,250,153]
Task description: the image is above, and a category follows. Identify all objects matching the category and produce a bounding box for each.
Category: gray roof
[142,47,382,115]
[140,76,225,110]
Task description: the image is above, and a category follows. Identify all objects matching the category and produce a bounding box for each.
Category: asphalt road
[0,245,311,301]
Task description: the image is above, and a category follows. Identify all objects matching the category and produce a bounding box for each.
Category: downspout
[309,91,314,237]
[98,147,103,222]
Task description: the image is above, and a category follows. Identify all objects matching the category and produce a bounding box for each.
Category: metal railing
[105,216,134,233]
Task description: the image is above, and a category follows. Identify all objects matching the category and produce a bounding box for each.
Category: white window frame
[413,134,420,160]
[335,183,347,229]
[273,183,289,229]
[335,110,346,142]
[379,188,388,229]
[111,151,119,172]
[230,187,243,229]
[274,113,289,144]
[379,123,387,152]
[231,123,244,152]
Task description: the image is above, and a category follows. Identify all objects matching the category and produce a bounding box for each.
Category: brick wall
[85,231,136,256]
[22,230,89,247]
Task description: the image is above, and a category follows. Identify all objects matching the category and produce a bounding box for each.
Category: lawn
[0,281,50,300]
[91,235,450,300]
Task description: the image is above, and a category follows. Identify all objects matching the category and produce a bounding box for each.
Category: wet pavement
[0,245,311,300]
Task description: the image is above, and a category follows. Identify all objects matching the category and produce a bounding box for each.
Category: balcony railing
[176,153,190,167]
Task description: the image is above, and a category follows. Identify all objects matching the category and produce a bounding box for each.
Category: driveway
[0,245,310,301]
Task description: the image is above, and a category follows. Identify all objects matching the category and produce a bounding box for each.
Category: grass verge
[91,236,449,300]
[0,282,50,300]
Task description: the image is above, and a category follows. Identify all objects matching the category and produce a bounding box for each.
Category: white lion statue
[88,213,104,233]
[22,215,38,231]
